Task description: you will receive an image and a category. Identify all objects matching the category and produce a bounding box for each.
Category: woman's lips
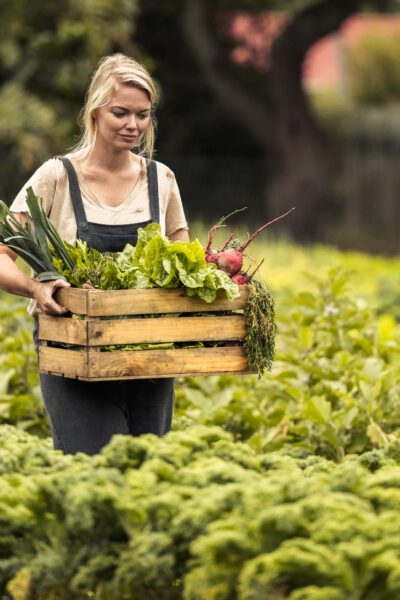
[119,133,137,141]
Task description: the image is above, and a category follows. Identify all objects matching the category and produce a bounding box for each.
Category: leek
[0,187,74,281]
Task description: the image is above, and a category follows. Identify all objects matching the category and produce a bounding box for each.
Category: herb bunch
[243,278,276,377]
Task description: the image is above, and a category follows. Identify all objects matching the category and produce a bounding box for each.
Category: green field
[1,239,400,599]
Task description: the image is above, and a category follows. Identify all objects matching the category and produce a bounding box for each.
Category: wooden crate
[38,287,256,381]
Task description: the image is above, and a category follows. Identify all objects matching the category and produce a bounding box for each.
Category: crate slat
[87,315,246,345]
[55,287,248,316]
[86,346,250,380]
[39,347,88,378]
[39,346,251,380]
[39,316,88,345]
[54,288,88,314]
[39,315,246,345]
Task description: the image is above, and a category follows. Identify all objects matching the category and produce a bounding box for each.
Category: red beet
[216,248,243,275]
[205,207,295,277]
[231,259,265,285]
[231,272,249,285]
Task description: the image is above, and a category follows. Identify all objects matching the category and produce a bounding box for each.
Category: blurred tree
[135,0,398,239]
[348,32,400,106]
[2,0,399,241]
[0,0,139,201]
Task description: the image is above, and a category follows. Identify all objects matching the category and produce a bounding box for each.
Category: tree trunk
[181,0,359,239]
[267,0,358,238]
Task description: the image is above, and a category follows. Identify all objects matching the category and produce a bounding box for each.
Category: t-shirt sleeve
[9,158,61,216]
[165,171,188,237]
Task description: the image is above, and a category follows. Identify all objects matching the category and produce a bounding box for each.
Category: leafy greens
[54,222,240,302]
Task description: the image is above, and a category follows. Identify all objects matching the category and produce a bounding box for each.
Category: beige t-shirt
[10,152,188,316]
[10,152,188,242]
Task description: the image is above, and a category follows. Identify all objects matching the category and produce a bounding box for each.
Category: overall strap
[57,155,160,227]
[147,160,160,224]
[56,156,89,234]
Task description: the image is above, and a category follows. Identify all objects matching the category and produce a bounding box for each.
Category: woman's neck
[78,144,139,173]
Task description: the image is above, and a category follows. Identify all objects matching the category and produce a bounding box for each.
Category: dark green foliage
[0,297,47,437]
[3,425,400,598]
[0,0,138,200]
[176,269,400,460]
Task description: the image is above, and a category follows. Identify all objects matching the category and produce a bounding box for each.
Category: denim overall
[34,157,174,455]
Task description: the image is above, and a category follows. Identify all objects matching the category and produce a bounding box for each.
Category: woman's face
[93,83,151,151]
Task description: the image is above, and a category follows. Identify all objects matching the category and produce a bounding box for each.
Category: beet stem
[239,207,296,252]
[249,258,265,279]
[205,224,226,254]
[205,207,247,254]
[220,233,235,252]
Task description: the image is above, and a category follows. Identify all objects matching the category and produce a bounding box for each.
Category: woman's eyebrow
[110,105,150,112]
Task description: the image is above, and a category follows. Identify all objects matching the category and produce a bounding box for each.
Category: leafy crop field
[1,240,400,599]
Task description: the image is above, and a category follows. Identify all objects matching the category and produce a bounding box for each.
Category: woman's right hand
[32,278,71,315]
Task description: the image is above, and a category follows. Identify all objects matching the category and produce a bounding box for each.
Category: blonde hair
[73,53,159,158]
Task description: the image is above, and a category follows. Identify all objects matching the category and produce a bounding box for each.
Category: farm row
[0,242,400,598]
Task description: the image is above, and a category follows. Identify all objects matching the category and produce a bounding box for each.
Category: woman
[0,53,189,455]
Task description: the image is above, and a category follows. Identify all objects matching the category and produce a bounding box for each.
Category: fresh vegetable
[205,207,295,278]
[0,189,239,302]
[0,190,276,376]
[231,259,265,285]
[0,187,74,281]
[53,222,240,303]
[243,278,276,377]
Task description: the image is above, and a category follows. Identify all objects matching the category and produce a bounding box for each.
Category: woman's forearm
[0,253,39,298]
[0,252,70,314]
[169,228,190,242]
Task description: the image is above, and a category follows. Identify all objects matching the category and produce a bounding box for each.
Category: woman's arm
[169,228,190,242]
[0,248,70,315]
[0,210,70,315]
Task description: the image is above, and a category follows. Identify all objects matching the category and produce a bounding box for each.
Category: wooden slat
[54,288,88,314]
[87,347,251,379]
[38,346,256,380]
[55,286,249,316]
[86,315,246,345]
[38,316,88,345]
[39,347,88,378]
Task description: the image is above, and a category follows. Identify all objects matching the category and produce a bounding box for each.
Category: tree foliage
[348,31,400,105]
[1,0,400,241]
[135,0,400,239]
[0,0,138,200]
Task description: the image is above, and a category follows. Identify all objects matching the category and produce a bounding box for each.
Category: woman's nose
[126,115,137,130]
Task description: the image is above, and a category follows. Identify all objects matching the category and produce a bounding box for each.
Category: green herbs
[52,241,122,290]
[0,187,74,281]
[243,278,276,377]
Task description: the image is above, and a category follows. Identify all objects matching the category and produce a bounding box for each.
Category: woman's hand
[82,283,97,290]
[32,278,71,315]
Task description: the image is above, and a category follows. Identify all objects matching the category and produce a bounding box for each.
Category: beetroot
[231,259,265,285]
[205,207,295,279]
[216,248,243,275]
